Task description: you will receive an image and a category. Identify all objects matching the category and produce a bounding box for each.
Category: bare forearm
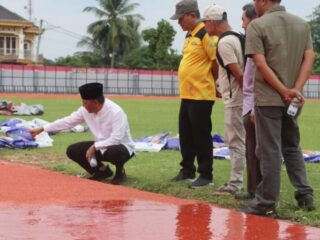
[294,50,315,91]
[259,66,287,94]
[235,75,243,88]
[212,60,219,81]
[227,63,243,88]
[253,55,287,96]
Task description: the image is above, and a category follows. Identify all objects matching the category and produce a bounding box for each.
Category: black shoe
[235,193,255,200]
[189,176,213,188]
[111,169,127,185]
[171,171,195,182]
[239,206,277,218]
[88,165,113,181]
[296,194,315,211]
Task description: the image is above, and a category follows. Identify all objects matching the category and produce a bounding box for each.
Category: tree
[119,46,155,69]
[81,0,143,67]
[308,4,320,52]
[118,19,181,70]
[77,36,110,66]
[313,52,320,74]
[47,52,105,68]
[141,19,181,70]
[308,4,320,73]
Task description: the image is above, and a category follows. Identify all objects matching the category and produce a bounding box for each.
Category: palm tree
[77,36,110,65]
[81,0,143,68]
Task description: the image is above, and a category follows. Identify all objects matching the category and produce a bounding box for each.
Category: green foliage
[308,4,320,52]
[312,52,320,74]
[119,19,182,70]
[141,19,181,70]
[119,46,155,69]
[49,52,106,68]
[54,54,90,68]
[167,49,183,70]
[81,0,144,67]
[46,4,182,70]
[1,98,319,226]
[43,58,56,66]
[77,36,111,66]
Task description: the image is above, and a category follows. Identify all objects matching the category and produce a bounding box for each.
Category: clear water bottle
[89,155,98,167]
[287,98,300,116]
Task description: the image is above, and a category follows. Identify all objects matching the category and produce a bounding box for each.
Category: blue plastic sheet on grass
[303,151,320,163]
[134,131,319,163]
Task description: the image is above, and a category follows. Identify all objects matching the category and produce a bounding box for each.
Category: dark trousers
[179,99,214,180]
[66,141,132,174]
[243,112,262,196]
[253,106,313,209]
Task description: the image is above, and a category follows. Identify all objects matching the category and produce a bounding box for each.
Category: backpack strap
[216,31,245,98]
[217,31,245,67]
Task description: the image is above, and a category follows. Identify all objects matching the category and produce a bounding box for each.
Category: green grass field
[0,96,319,226]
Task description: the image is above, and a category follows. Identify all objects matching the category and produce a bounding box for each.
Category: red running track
[0,161,319,240]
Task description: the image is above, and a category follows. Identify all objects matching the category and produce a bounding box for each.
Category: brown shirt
[245,6,313,106]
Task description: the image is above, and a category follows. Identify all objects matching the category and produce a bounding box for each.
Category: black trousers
[243,112,262,196]
[66,141,132,174]
[179,99,214,180]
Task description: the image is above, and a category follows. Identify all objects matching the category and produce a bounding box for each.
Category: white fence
[0,64,319,98]
[0,65,178,96]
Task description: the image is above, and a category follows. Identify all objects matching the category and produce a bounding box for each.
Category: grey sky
[1,0,318,60]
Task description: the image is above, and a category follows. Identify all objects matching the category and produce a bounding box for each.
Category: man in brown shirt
[242,0,315,217]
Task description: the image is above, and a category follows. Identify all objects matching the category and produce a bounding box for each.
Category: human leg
[253,107,283,210]
[66,141,100,174]
[66,141,113,180]
[240,107,283,217]
[243,112,262,196]
[100,144,132,184]
[282,112,314,210]
[174,100,196,180]
[188,100,214,181]
[222,106,246,192]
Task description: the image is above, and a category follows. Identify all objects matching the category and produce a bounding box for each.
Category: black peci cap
[79,82,103,100]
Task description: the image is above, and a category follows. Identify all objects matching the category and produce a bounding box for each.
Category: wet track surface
[0,162,319,240]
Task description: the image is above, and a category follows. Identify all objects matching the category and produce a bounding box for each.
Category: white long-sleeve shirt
[43,98,135,155]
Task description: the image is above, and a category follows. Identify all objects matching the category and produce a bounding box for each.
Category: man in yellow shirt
[170,0,218,187]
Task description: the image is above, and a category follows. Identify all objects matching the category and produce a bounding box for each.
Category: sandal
[213,183,240,196]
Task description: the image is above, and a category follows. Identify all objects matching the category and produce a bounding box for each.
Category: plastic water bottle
[287,98,300,116]
[89,155,98,167]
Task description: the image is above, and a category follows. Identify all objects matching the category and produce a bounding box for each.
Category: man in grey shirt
[242,0,315,217]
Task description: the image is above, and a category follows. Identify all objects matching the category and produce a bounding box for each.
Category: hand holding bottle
[287,97,302,116]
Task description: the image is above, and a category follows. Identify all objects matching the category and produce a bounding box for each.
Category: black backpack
[216,31,246,98]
